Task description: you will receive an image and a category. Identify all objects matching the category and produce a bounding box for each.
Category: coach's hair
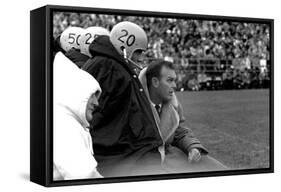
[146,59,175,89]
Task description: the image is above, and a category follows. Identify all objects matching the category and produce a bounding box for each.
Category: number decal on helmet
[118,29,136,47]
[85,33,101,45]
[68,33,81,46]
[127,34,135,46]
[76,34,81,46]
[85,33,91,45]
[68,33,76,44]
[94,34,100,39]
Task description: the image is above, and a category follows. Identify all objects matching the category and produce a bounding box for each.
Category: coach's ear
[152,77,160,88]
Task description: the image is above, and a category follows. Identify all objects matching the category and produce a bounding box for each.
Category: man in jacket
[82,21,165,177]
[139,59,227,173]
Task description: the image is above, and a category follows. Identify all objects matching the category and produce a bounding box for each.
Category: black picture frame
[30,4,274,187]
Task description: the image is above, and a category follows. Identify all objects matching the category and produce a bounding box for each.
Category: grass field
[176,89,270,169]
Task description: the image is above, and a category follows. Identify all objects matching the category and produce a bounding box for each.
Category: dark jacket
[82,36,163,174]
[65,48,90,68]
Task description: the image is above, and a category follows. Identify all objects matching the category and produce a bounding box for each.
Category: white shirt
[151,102,162,115]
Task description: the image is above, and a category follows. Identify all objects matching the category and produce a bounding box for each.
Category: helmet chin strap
[121,47,143,70]
[128,58,143,70]
[121,46,128,60]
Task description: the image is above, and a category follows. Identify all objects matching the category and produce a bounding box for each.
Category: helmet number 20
[118,29,135,47]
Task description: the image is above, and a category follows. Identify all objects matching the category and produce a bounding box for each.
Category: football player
[80,26,110,57]
[82,21,165,177]
[59,26,90,68]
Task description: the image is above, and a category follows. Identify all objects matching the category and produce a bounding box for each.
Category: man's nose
[171,81,177,90]
[92,97,99,106]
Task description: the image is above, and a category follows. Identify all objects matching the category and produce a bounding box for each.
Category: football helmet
[59,26,84,52]
[80,26,110,57]
[110,21,148,60]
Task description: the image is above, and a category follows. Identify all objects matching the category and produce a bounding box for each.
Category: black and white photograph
[30,4,273,187]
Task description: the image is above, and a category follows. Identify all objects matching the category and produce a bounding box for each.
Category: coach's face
[154,66,177,103]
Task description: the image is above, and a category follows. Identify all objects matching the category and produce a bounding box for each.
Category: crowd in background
[53,12,270,91]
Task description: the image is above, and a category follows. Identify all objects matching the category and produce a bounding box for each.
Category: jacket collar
[89,35,137,76]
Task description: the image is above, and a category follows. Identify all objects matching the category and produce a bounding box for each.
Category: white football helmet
[59,26,84,52]
[110,21,148,60]
[80,26,110,57]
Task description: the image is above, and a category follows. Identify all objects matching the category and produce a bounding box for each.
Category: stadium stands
[53,12,270,91]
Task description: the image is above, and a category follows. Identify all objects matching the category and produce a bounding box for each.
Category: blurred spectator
[53,12,270,91]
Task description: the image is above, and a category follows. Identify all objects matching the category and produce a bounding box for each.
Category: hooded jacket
[53,52,102,180]
[82,36,163,175]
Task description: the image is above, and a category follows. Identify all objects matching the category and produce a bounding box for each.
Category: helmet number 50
[68,33,81,46]
[118,29,135,47]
